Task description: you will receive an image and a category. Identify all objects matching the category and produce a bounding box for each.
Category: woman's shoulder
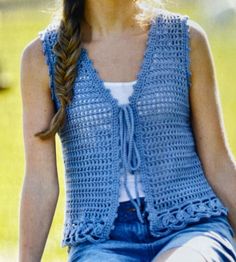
[161,9,209,53]
[20,33,52,97]
[22,22,59,59]
[21,22,60,86]
[159,9,207,33]
[188,19,209,53]
[21,37,47,78]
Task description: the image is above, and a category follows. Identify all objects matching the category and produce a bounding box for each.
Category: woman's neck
[82,0,145,41]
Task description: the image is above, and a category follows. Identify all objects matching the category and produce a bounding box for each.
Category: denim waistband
[115,197,148,223]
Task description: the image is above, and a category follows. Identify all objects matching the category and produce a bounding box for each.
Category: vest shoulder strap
[159,10,191,89]
[38,23,59,105]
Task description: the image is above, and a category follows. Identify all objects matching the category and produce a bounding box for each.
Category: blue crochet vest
[39,10,229,248]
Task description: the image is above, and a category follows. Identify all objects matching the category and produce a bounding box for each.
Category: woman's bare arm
[19,37,59,262]
[188,20,236,239]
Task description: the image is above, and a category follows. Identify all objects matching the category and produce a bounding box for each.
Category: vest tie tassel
[118,104,143,223]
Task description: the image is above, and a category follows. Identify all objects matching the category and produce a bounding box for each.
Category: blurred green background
[0,1,236,261]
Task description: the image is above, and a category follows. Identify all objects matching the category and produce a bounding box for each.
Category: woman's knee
[152,246,207,262]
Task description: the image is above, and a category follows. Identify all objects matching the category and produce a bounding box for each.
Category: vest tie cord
[118,104,143,223]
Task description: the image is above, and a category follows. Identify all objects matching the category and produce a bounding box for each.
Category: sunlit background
[0,0,236,261]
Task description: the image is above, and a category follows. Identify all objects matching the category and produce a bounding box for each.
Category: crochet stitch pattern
[39,10,229,248]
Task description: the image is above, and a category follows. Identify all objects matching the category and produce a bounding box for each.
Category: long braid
[35,0,85,139]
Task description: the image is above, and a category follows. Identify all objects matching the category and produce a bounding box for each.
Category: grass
[0,5,235,261]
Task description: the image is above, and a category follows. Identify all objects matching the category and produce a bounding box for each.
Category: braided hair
[35,0,85,139]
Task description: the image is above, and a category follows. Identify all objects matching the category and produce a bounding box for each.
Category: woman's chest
[80,29,150,82]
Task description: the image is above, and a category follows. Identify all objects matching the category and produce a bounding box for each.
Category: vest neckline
[80,13,161,109]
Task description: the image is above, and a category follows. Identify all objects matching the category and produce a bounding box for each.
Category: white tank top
[103,80,145,202]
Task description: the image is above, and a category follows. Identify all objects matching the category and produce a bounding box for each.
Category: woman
[19,0,236,261]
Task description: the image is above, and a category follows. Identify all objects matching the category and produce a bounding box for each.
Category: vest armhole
[38,27,57,105]
[182,15,192,90]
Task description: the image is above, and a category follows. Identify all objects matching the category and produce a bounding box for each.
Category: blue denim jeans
[67,197,236,262]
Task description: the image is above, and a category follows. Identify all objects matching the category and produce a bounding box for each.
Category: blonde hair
[34,0,164,139]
